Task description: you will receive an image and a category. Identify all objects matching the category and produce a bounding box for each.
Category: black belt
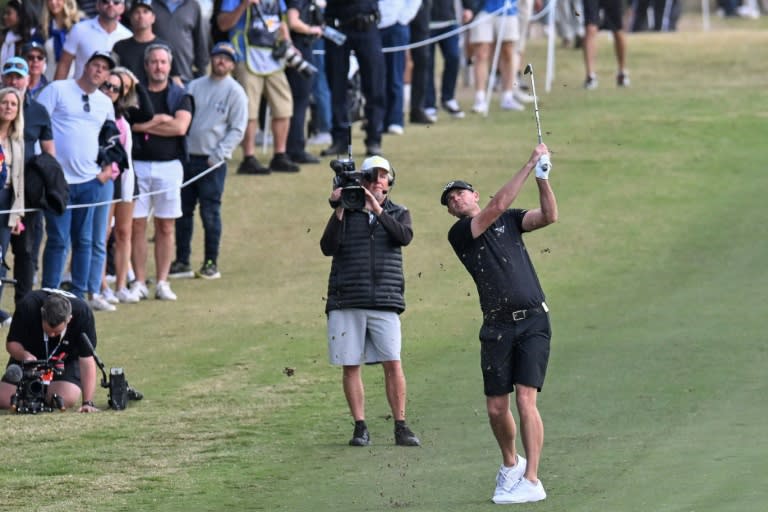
[189,154,209,159]
[330,12,379,31]
[511,307,545,322]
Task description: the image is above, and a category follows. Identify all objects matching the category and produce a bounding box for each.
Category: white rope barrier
[0,160,224,216]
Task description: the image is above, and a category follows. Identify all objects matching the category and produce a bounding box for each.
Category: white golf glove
[535,154,551,180]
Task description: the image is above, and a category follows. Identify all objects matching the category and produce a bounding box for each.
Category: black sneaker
[349,423,371,446]
[288,151,320,164]
[269,153,300,173]
[237,156,270,175]
[365,143,382,157]
[617,71,630,87]
[321,141,347,157]
[169,260,194,279]
[394,424,421,447]
[196,259,221,280]
[410,109,435,125]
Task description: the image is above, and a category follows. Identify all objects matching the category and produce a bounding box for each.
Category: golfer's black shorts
[479,312,551,396]
[583,0,625,31]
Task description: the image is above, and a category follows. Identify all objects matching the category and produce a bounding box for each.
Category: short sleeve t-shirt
[7,290,98,363]
[448,209,545,320]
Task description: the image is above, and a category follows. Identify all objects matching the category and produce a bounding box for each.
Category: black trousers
[325,23,385,147]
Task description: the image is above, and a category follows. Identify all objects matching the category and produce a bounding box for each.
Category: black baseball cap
[440,180,474,205]
[87,50,116,69]
[21,41,46,57]
[130,0,153,11]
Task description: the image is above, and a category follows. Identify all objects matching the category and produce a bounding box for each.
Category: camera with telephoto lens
[272,40,317,78]
[6,360,65,414]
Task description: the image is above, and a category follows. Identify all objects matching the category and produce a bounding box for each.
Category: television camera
[329,129,377,210]
[81,333,143,411]
[6,360,65,414]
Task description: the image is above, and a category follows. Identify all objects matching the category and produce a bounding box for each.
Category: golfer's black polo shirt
[448,209,545,321]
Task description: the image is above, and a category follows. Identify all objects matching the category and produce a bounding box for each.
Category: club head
[523,63,533,75]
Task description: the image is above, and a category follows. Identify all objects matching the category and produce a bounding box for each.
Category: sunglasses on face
[2,61,26,73]
[81,94,90,113]
[99,0,124,5]
[100,82,121,94]
[26,54,45,62]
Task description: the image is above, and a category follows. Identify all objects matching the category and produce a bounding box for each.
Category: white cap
[361,155,393,181]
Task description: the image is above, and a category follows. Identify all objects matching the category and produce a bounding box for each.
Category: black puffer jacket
[321,200,412,314]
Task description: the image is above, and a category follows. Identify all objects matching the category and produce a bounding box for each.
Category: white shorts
[327,309,402,366]
[133,159,183,219]
[470,11,520,44]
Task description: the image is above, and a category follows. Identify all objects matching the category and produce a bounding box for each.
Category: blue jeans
[0,187,13,304]
[380,23,409,127]
[426,25,461,109]
[175,157,226,265]
[42,178,105,299]
[311,38,332,134]
[88,178,113,294]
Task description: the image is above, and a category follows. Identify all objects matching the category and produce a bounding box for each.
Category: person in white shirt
[54,0,131,80]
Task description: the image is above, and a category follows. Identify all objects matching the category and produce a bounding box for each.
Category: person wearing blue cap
[170,42,247,281]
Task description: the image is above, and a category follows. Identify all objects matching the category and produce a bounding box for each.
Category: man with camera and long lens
[320,155,420,447]
[217,0,299,174]
[441,142,556,504]
[0,290,100,413]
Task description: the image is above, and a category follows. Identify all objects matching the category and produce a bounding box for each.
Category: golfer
[441,142,556,504]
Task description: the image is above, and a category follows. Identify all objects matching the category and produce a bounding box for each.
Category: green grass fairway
[2,20,768,512]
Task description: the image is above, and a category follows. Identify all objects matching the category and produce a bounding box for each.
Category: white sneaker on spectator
[493,477,547,504]
[492,454,527,503]
[513,87,535,104]
[387,124,404,135]
[116,287,140,304]
[102,287,119,305]
[129,280,149,300]
[307,132,332,146]
[472,96,488,114]
[441,99,465,119]
[500,92,525,111]
[155,281,177,301]
[89,294,117,312]
[424,107,438,120]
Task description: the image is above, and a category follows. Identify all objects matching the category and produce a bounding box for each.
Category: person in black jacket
[2,57,55,309]
[320,155,420,448]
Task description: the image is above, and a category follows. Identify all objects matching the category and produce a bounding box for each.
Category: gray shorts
[327,309,402,366]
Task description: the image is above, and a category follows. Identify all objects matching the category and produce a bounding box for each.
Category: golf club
[523,63,551,173]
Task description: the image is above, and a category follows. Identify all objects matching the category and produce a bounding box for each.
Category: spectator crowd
[2,0,754,317]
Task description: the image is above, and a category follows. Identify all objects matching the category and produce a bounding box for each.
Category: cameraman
[0,290,100,413]
[320,156,420,447]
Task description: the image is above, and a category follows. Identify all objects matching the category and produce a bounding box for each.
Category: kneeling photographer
[0,290,100,413]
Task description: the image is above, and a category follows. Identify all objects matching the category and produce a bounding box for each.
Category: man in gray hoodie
[171,42,248,280]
